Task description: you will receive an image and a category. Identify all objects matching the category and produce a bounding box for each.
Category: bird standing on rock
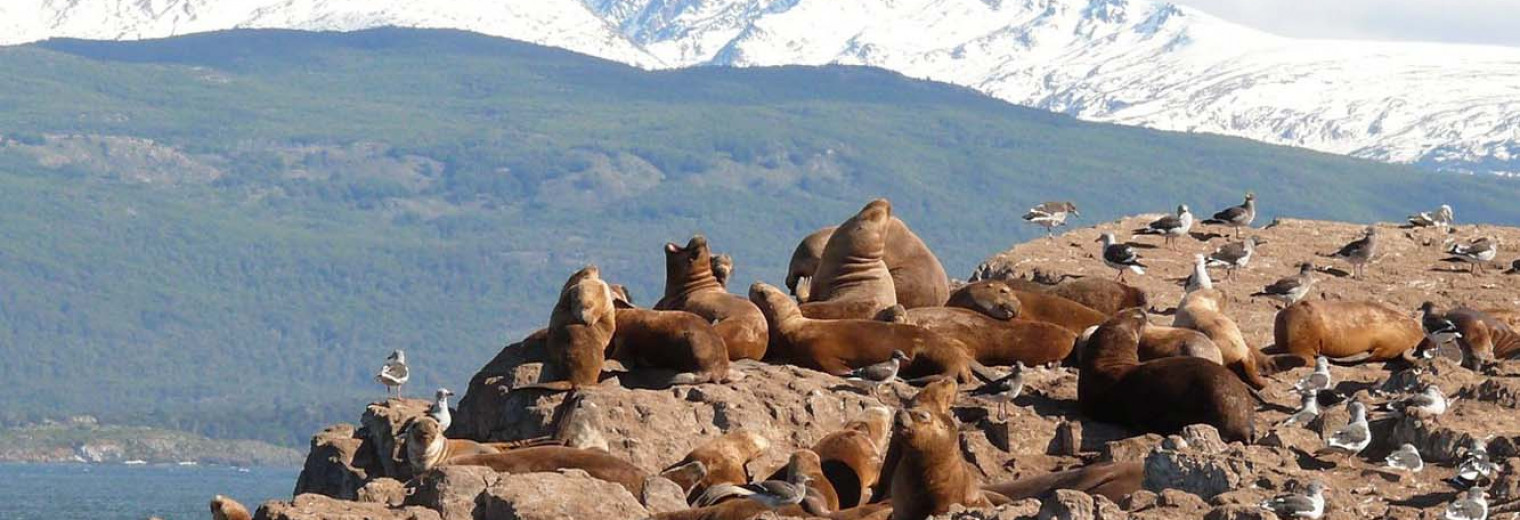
[1278,391,1320,429]
[968,362,1025,420]
[1206,236,1261,280]
[1325,226,1377,279]
[1134,204,1193,249]
[1260,481,1327,519]
[376,349,409,399]
[1292,356,1332,395]
[1097,232,1145,281]
[1454,439,1497,487]
[429,388,455,431]
[1445,237,1498,274]
[1253,263,1316,307]
[1384,443,1424,472]
[1023,201,1079,238]
[1408,204,1454,230]
[1319,401,1370,456]
[1183,253,1213,293]
[1203,192,1256,239]
[846,350,908,398]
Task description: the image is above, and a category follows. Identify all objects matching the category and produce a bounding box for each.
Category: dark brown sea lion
[982,462,1142,503]
[812,406,892,509]
[886,305,1077,367]
[1079,308,1256,442]
[210,495,252,520]
[524,265,616,391]
[1272,300,1421,367]
[806,199,899,319]
[656,235,770,361]
[1048,278,1148,316]
[404,417,501,473]
[750,282,978,383]
[889,406,991,518]
[448,446,651,499]
[1138,321,1223,365]
[660,431,771,498]
[1173,289,1268,388]
[608,305,738,385]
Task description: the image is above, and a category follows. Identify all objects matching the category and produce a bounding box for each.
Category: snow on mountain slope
[3,0,1518,174]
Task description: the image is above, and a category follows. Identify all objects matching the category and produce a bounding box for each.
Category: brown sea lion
[448,446,651,500]
[1444,307,1520,364]
[1483,308,1520,330]
[790,211,950,310]
[943,279,1023,320]
[656,235,770,361]
[525,266,616,391]
[608,305,738,385]
[868,379,956,504]
[982,461,1143,503]
[812,406,892,509]
[210,495,252,520]
[404,417,501,474]
[952,280,1111,336]
[806,199,899,319]
[887,305,1077,367]
[788,225,838,302]
[1138,321,1224,365]
[1272,300,1422,367]
[1079,308,1256,442]
[1049,278,1149,316]
[660,431,771,498]
[889,406,991,518]
[1173,289,1268,388]
[760,450,840,513]
[750,282,978,383]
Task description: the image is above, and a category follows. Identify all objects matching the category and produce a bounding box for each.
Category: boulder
[361,398,432,481]
[358,478,408,507]
[1037,489,1095,520]
[406,466,500,520]
[292,424,373,500]
[255,494,441,520]
[475,470,649,520]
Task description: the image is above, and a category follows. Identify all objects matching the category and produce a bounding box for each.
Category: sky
[1170,0,1520,48]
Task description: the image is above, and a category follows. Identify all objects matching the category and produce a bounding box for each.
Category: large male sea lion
[750,282,979,383]
[449,446,652,500]
[884,305,1077,367]
[1173,289,1268,388]
[656,235,770,361]
[788,209,951,310]
[812,406,892,509]
[660,430,771,498]
[608,304,738,386]
[1048,278,1148,316]
[1138,321,1223,365]
[982,461,1143,503]
[1079,308,1256,442]
[786,226,837,302]
[527,266,616,391]
[404,417,500,474]
[1273,300,1422,366]
[805,199,900,319]
[889,406,991,518]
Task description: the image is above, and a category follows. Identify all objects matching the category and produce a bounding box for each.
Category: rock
[406,466,500,520]
[930,500,1041,519]
[1100,434,1162,463]
[254,494,441,520]
[361,399,432,481]
[475,471,649,520]
[451,334,552,441]
[1142,448,1253,499]
[1157,489,1207,511]
[1204,505,1277,520]
[640,476,689,514]
[1119,490,1157,511]
[1257,428,1319,454]
[293,424,373,500]
[1178,425,1226,454]
[1038,489,1096,520]
[1490,458,1520,503]
[1464,378,1520,409]
[1385,414,1481,464]
[1093,495,1127,520]
[1050,420,1081,456]
[358,478,408,507]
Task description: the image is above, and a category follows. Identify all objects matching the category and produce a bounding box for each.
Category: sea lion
[1138,321,1224,365]
[527,265,616,391]
[660,431,771,498]
[886,305,1077,367]
[656,235,770,361]
[449,446,651,500]
[869,378,957,503]
[812,406,892,509]
[789,212,951,310]
[1173,289,1268,388]
[943,279,1023,320]
[950,280,1109,335]
[608,305,738,385]
[710,253,734,289]
[1048,278,1149,316]
[1484,308,1520,330]
[210,495,252,520]
[982,461,1143,503]
[889,406,991,518]
[761,450,840,512]
[1445,307,1520,364]
[480,392,609,452]
[788,226,838,302]
[404,417,501,474]
[806,199,899,319]
[750,282,979,383]
[1079,308,1256,442]
[1272,300,1422,367]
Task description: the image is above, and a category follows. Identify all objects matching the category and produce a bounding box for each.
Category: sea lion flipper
[983,489,1012,506]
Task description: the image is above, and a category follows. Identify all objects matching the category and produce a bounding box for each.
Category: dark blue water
[0,463,298,519]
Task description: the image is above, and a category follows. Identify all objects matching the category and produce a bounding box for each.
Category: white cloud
[1170,0,1520,47]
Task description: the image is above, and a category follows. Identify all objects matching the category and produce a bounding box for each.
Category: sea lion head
[908,377,957,415]
[876,304,910,324]
[749,282,801,321]
[664,235,717,286]
[834,199,892,259]
[710,254,734,288]
[565,270,616,326]
[850,405,894,451]
[1081,307,1146,369]
[609,284,636,309]
[947,280,1022,320]
[404,417,446,473]
[893,406,954,452]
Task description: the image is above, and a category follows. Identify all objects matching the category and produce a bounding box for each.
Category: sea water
[0,463,298,520]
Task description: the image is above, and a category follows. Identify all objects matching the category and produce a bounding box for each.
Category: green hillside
[1,28,1516,446]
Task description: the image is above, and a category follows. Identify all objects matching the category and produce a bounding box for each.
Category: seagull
[1203,192,1256,239]
[1023,201,1079,238]
[1097,232,1145,281]
[1292,356,1332,394]
[695,472,813,509]
[1206,236,1261,280]
[1384,443,1424,472]
[1320,401,1370,456]
[1183,253,1213,293]
[968,362,1025,420]
[1260,481,1327,519]
[1445,237,1498,274]
[428,388,455,431]
[1278,391,1320,429]
[846,350,908,397]
[1454,440,1497,487]
[376,350,410,399]
[1252,263,1316,307]
[1444,486,1488,520]
[1419,302,1463,356]
[1325,226,1378,279]
[1134,204,1194,249]
[1408,204,1454,230]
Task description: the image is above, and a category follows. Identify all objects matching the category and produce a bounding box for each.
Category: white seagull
[968,362,1025,420]
[1384,443,1424,472]
[1383,384,1447,419]
[1134,204,1194,249]
[1206,236,1262,280]
[1279,391,1320,429]
[1445,237,1498,274]
[1183,253,1213,293]
[1023,201,1079,238]
[1292,356,1332,395]
[846,350,908,398]
[1319,401,1370,456]
[1444,486,1488,520]
[428,388,455,431]
[1252,263,1316,307]
[1260,481,1326,519]
[376,349,410,399]
[1454,439,1497,487]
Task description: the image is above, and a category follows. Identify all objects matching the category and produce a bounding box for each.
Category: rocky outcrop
[292,424,371,500]
[255,494,441,520]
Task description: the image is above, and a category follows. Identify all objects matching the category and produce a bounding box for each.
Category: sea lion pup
[210,495,252,520]
[1048,278,1149,316]
[656,235,770,361]
[1272,300,1422,367]
[449,446,652,500]
[749,282,979,383]
[404,417,501,474]
[1173,288,1268,388]
[804,199,899,319]
[943,279,1023,320]
[520,265,617,391]
[607,289,738,385]
[889,406,991,518]
[982,461,1143,503]
[660,431,772,499]
[883,305,1078,367]
[812,406,893,508]
[710,254,734,289]
[1079,308,1256,442]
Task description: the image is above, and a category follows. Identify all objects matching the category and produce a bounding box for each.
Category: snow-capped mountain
[5,0,1519,174]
